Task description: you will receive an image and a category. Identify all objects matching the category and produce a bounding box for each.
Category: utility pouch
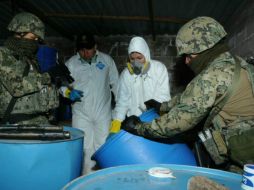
[198,129,227,165]
[227,127,254,166]
[211,130,228,156]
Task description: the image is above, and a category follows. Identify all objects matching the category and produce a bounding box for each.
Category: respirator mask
[127,60,150,75]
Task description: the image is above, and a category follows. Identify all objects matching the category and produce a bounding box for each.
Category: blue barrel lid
[63,164,242,190]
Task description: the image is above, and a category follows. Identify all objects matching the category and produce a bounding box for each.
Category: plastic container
[0,126,84,190]
[92,130,196,168]
[62,164,242,190]
[37,45,57,72]
[139,108,159,122]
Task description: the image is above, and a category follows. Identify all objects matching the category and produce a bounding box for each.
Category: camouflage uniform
[133,17,254,166]
[0,12,59,125]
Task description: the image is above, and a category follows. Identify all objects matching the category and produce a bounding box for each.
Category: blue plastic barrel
[62,164,242,190]
[92,130,196,168]
[0,127,84,190]
[37,45,57,72]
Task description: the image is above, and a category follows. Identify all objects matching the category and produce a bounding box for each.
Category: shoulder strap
[1,63,30,124]
[204,57,241,128]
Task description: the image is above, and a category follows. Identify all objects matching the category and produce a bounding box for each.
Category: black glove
[121,115,141,135]
[144,99,161,113]
[48,64,74,86]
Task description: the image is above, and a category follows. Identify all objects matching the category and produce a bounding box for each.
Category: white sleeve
[112,70,131,121]
[59,57,73,97]
[153,63,171,102]
[108,56,119,96]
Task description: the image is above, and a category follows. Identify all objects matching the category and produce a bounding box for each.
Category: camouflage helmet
[7,12,45,40]
[176,16,227,56]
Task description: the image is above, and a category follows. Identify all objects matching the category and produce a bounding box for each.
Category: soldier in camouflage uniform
[0,12,59,125]
[122,16,254,169]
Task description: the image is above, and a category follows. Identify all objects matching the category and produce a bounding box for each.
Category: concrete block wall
[227,0,254,59]
[44,37,75,64]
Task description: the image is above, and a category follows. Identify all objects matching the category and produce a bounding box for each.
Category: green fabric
[189,43,229,75]
[228,127,254,166]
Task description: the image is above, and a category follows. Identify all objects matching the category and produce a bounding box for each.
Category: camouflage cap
[176,16,227,56]
[7,12,45,40]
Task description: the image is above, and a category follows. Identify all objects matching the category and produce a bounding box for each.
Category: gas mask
[127,60,150,75]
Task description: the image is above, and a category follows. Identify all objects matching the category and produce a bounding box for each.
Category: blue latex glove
[139,108,159,122]
[70,89,83,101]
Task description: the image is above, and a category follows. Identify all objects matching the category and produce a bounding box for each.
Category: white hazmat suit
[113,37,170,121]
[64,50,119,174]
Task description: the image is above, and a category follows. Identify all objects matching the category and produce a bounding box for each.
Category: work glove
[109,119,122,133]
[144,99,161,113]
[48,64,74,85]
[106,119,122,141]
[63,88,84,102]
[69,89,83,101]
[139,108,159,122]
[121,115,141,135]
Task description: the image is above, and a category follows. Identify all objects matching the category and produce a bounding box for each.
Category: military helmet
[7,12,45,40]
[176,16,227,56]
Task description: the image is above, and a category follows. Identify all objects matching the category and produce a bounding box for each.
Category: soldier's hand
[121,116,141,135]
[144,99,161,113]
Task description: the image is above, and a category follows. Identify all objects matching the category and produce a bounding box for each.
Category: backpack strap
[203,57,241,128]
[1,63,30,124]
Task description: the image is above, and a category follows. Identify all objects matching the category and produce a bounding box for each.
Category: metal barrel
[0,131,70,140]
[0,124,64,132]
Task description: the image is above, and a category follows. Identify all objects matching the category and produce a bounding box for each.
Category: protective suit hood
[128,37,151,62]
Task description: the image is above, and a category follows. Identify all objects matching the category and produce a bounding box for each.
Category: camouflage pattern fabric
[7,12,45,40]
[176,16,227,56]
[0,47,59,124]
[160,94,181,112]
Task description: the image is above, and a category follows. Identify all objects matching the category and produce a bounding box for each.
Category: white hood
[128,36,151,62]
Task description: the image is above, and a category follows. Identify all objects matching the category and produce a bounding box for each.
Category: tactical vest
[0,47,59,124]
[199,56,254,166]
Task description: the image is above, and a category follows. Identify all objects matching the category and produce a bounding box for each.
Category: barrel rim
[92,130,129,159]
[62,164,242,189]
[0,126,84,144]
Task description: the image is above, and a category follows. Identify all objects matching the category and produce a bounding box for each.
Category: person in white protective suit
[110,36,171,133]
[61,34,119,174]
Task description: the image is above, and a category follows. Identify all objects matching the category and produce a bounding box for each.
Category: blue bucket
[37,45,57,72]
[0,126,84,190]
[62,164,242,190]
[92,130,196,168]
